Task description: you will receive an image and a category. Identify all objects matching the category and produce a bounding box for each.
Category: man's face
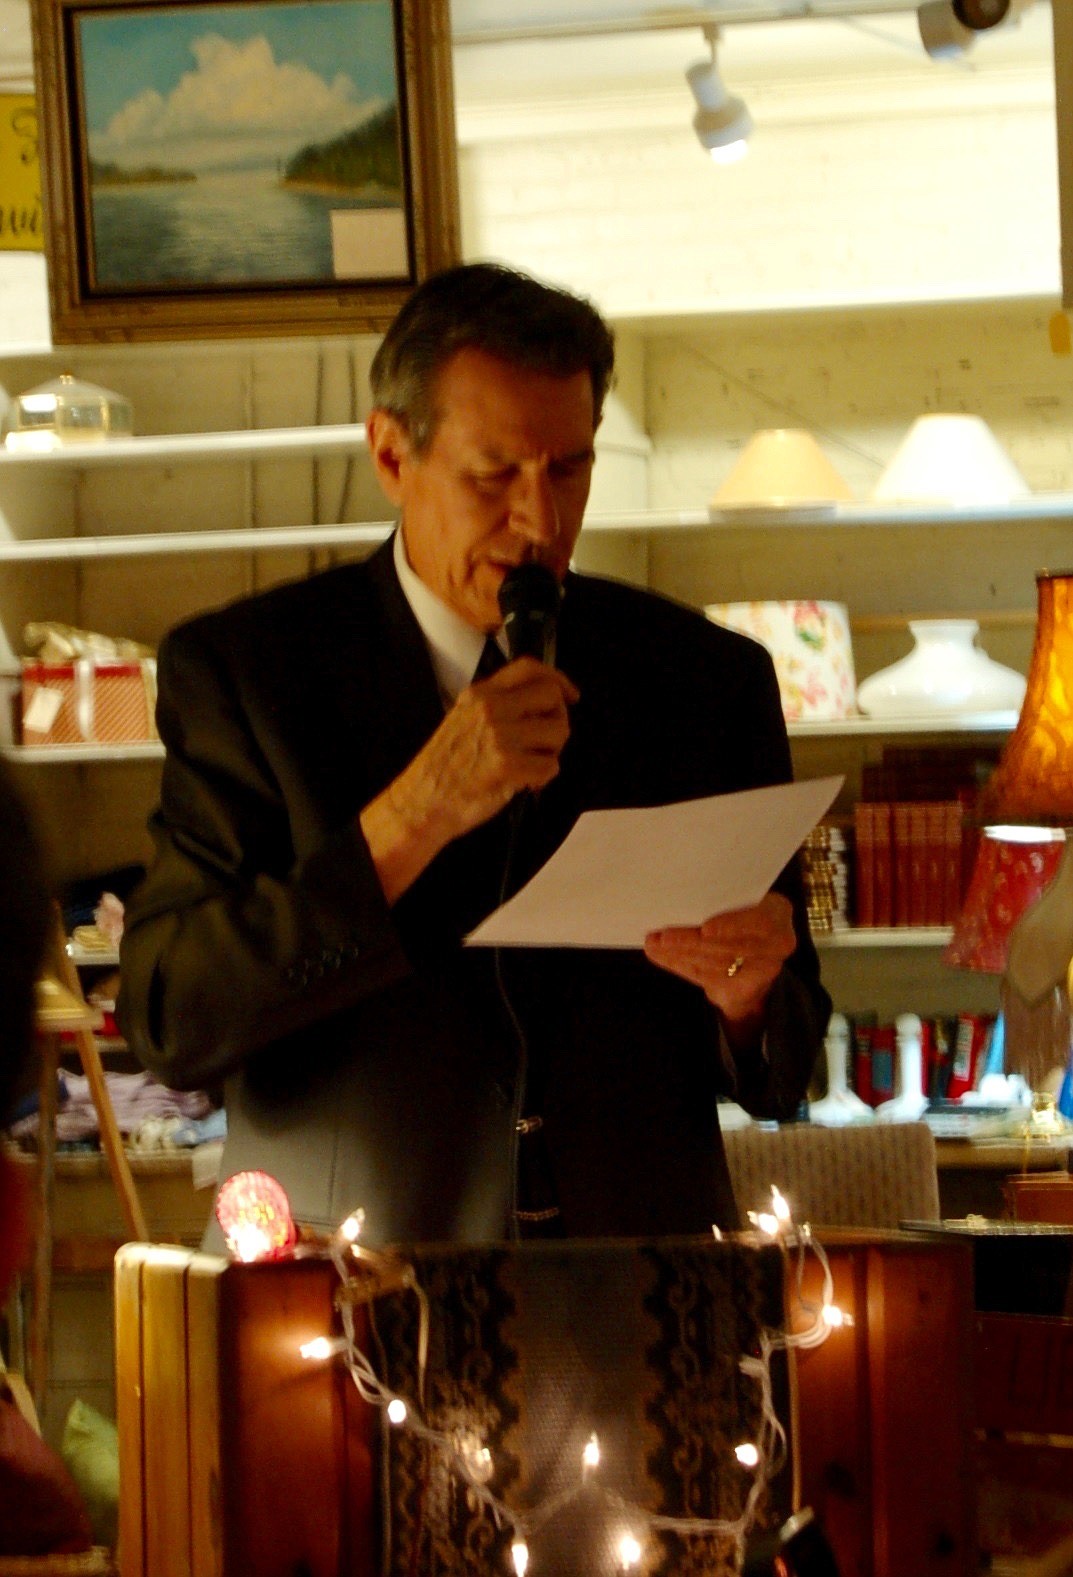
[368,346,597,631]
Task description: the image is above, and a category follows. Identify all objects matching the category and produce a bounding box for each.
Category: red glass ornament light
[214,1170,298,1262]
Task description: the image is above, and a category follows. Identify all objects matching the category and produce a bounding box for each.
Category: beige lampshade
[873,414,1030,505]
[711,429,855,507]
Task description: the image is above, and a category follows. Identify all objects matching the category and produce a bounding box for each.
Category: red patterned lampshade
[942,830,1066,973]
[977,572,1073,826]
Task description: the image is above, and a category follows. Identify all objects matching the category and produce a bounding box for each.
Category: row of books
[827,1012,997,1107]
[853,799,976,928]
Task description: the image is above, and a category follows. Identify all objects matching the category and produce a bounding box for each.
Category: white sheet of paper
[466,775,843,949]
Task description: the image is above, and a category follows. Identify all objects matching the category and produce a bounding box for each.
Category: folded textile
[8,1071,212,1144]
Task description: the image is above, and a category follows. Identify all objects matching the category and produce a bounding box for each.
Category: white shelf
[4,741,164,763]
[788,711,1017,737]
[581,495,1073,532]
[5,494,1073,563]
[0,521,393,562]
[0,711,1014,763]
[0,423,366,468]
[816,926,953,948]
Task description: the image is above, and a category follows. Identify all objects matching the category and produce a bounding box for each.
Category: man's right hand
[359,657,579,904]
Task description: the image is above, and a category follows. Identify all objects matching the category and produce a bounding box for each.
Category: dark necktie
[474,636,506,682]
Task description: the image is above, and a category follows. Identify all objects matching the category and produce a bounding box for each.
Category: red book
[925,802,947,926]
[947,1013,991,1100]
[872,803,893,927]
[854,803,875,927]
[853,1019,875,1104]
[893,802,912,927]
[944,801,965,923]
[908,802,928,927]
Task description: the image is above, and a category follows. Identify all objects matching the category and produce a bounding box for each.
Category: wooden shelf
[816,926,953,948]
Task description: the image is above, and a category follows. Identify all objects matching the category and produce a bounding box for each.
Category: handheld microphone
[498,563,562,665]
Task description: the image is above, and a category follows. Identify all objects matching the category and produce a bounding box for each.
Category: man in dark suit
[118,263,830,1247]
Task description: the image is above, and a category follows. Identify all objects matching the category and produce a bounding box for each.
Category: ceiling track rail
[451,1,934,46]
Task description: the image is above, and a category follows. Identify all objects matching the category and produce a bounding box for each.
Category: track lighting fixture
[917,0,1034,60]
[685,26,751,164]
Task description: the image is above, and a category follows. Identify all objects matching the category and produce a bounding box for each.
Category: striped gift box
[92,660,157,743]
[20,661,86,745]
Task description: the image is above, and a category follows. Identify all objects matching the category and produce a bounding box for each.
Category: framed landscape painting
[31,0,459,340]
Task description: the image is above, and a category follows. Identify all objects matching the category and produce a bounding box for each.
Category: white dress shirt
[393,527,506,707]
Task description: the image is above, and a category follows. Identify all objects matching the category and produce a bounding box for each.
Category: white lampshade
[873,414,1030,505]
[711,429,855,508]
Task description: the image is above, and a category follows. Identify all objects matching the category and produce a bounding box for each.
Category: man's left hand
[643,893,795,1044]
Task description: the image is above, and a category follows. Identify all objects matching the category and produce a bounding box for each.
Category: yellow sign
[0,94,42,252]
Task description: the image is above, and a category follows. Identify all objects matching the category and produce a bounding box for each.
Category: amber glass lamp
[977,572,1073,827]
[969,571,1073,1099]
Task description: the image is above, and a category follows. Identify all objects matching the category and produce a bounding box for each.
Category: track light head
[918,0,1033,59]
[952,0,1011,27]
[686,27,751,164]
[917,0,976,57]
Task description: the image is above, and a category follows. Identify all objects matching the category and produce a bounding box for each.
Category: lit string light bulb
[748,1183,792,1239]
[339,1208,365,1244]
[299,1335,347,1361]
[386,1397,408,1425]
[455,1430,495,1485]
[617,1532,643,1570]
[582,1433,601,1474]
[511,1540,530,1575]
[734,1442,760,1469]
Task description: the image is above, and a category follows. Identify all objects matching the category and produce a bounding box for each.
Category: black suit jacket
[118,537,830,1245]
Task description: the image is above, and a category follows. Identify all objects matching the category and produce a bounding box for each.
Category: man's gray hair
[370,262,616,452]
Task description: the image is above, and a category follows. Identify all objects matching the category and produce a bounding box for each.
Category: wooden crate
[115,1232,977,1577]
[792,1231,977,1577]
[114,1247,376,1577]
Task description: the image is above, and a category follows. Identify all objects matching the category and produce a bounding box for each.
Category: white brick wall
[459,91,1058,318]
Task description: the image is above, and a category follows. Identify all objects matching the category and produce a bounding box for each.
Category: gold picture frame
[30,0,459,342]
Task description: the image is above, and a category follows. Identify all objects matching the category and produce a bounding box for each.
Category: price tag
[23,685,63,735]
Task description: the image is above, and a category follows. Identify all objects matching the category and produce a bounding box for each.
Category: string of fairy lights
[215,1173,851,1576]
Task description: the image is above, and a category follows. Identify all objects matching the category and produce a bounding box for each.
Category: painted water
[90,167,402,289]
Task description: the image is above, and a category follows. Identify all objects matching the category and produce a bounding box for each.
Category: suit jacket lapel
[356,535,447,790]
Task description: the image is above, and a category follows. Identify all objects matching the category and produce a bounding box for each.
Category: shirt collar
[393,526,503,706]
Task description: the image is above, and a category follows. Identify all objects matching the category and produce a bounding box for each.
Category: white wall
[456,66,1059,316]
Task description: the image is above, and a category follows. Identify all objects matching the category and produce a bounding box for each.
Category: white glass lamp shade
[856,619,1025,718]
[712,429,855,508]
[873,414,1030,505]
[705,600,857,721]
